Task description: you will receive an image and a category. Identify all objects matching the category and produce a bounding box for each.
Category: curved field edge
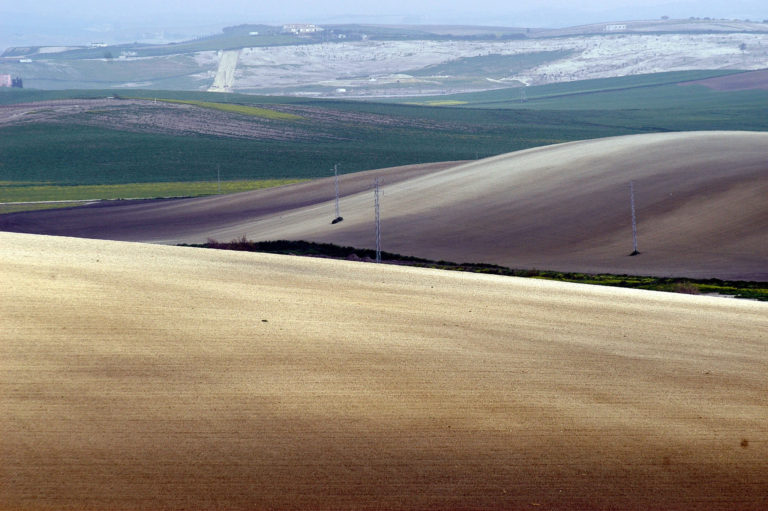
[183,239,768,301]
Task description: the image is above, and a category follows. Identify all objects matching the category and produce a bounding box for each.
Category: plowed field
[2,232,767,510]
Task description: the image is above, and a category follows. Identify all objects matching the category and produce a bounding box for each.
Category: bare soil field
[0,98,469,140]
[685,69,768,91]
[0,99,327,141]
[1,231,767,510]
[5,131,765,280]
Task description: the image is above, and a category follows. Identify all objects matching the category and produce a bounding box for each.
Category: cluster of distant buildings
[281,24,324,35]
[0,74,23,88]
[279,24,349,40]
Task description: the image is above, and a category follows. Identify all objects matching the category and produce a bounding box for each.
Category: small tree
[739,42,747,51]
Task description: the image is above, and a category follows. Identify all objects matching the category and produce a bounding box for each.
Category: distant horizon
[2,1,767,53]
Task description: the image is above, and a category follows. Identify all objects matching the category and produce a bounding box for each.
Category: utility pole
[331,163,343,224]
[629,181,639,256]
[374,177,381,263]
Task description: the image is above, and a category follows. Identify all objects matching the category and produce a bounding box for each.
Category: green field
[0,90,643,186]
[0,179,305,202]
[0,180,306,212]
[150,99,304,120]
[399,70,764,109]
[0,55,209,90]
[2,72,768,201]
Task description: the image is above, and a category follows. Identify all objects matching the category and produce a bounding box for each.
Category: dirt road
[209,49,241,92]
[2,231,767,510]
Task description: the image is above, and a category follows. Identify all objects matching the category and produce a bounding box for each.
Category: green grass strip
[0,202,97,214]
[150,98,303,120]
[1,179,307,206]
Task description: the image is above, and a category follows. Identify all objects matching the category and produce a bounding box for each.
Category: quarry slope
[2,231,767,510]
[4,131,766,280]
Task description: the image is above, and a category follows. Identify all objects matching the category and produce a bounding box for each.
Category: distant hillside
[1,20,767,94]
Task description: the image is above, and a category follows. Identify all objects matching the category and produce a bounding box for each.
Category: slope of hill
[4,131,766,280]
[2,231,766,510]
[239,131,767,280]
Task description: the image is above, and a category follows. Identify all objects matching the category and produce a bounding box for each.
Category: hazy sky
[2,0,766,49]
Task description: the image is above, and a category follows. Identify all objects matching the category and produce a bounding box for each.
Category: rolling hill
[3,81,768,193]
[4,131,766,280]
[2,231,766,509]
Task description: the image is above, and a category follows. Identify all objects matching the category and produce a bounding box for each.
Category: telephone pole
[374,177,381,263]
[629,181,639,256]
[331,163,343,224]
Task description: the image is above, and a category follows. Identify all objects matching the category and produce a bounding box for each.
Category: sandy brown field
[2,231,767,510]
[4,131,766,280]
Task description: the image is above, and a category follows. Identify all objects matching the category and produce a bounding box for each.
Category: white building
[282,24,324,35]
[605,24,628,32]
[0,74,12,87]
